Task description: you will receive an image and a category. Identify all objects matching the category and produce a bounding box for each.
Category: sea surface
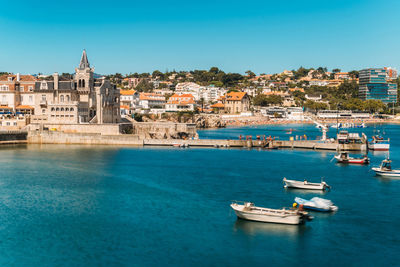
[0,124,399,266]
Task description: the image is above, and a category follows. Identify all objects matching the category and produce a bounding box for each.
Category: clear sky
[0,0,399,75]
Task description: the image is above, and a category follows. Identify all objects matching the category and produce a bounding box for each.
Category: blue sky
[0,0,399,75]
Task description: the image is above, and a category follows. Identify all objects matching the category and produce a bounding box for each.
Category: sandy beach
[223,116,400,127]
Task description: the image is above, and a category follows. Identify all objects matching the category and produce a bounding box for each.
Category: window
[28,86,33,91]
[29,96,33,102]
[42,109,46,114]
[70,108,74,112]
[40,82,48,90]
[20,95,23,102]
[13,122,17,126]
[51,108,55,111]
[7,77,12,82]
[61,107,64,111]
[20,86,24,91]
[56,108,59,111]
[65,108,69,111]
[60,95,64,102]
[66,95,70,102]
[0,85,9,91]
[41,95,46,101]
[6,122,10,126]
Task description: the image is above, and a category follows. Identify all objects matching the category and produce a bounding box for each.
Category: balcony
[40,100,47,106]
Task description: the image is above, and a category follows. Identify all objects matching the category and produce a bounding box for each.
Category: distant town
[0,50,398,132]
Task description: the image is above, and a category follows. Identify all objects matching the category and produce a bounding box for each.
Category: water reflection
[283,187,328,195]
[374,175,400,182]
[233,218,308,239]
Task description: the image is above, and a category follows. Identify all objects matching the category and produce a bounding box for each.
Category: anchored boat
[372,158,400,177]
[295,197,338,212]
[334,152,370,164]
[230,201,312,225]
[283,177,330,190]
[368,135,390,151]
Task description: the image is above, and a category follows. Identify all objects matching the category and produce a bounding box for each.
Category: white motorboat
[368,135,390,151]
[231,201,312,225]
[295,197,338,212]
[283,177,330,190]
[372,158,400,177]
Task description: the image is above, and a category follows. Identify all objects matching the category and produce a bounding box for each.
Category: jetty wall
[28,131,143,145]
[0,131,27,144]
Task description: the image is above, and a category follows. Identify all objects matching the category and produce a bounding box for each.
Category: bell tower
[75,49,94,92]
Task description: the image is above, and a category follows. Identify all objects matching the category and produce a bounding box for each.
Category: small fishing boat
[368,135,390,151]
[334,152,370,164]
[283,177,330,190]
[295,197,338,212]
[372,158,400,177]
[230,201,312,225]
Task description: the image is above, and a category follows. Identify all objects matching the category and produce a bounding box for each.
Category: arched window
[60,95,64,102]
[70,108,74,112]
[65,108,69,111]
[82,79,85,88]
[51,107,55,111]
[56,108,59,111]
[78,80,82,87]
[66,95,70,102]
[61,107,64,111]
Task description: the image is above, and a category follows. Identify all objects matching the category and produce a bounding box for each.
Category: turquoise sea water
[0,124,399,266]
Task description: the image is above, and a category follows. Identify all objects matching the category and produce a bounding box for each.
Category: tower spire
[79,49,90,69]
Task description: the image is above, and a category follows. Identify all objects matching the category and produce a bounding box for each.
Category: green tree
[363,100,386,113]
[245,70,256,78]
[135,80,154,92]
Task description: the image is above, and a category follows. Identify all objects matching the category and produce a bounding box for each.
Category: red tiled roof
[210,103,225,108]
[16,105,34,109]
[225,92,247,101]
[120,90,136,95]
[0,74,37,82]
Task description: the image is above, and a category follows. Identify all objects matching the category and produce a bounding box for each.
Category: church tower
[75,49,94,92]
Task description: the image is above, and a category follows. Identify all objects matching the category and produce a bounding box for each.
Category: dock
[26,130,368,151]
[143,139,367,151]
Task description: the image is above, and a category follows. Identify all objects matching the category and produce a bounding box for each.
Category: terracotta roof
[120,89,136,95]
[225,92,247,101]
[167,93,195,104]
[120,105,130,109]
[168,100,195,105]
[139,93,165,101]
[0,106,12,109]
[0,74,37,82]
[16,105,34,109]
[210,103,225,108]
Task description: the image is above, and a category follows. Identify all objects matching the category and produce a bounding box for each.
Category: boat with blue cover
[294,197,338,212]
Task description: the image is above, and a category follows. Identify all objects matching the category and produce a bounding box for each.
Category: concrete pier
[0,131,28,145]
[26,131,367,151]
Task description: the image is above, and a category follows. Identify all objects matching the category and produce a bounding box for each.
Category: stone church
[32,50,120,124]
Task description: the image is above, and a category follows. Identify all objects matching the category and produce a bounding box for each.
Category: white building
[139,93,166,109]
[166,94,196,112]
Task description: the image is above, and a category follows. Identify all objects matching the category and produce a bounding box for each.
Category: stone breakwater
[195,115,226,128]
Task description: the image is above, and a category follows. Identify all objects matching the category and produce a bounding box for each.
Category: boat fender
[299,204,304,211]
[293,203,298,208]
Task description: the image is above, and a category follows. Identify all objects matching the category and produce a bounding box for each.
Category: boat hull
[372,168,400,177]
[231,204,304,225]
[368,143,390,151]
[283,179,326,190]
